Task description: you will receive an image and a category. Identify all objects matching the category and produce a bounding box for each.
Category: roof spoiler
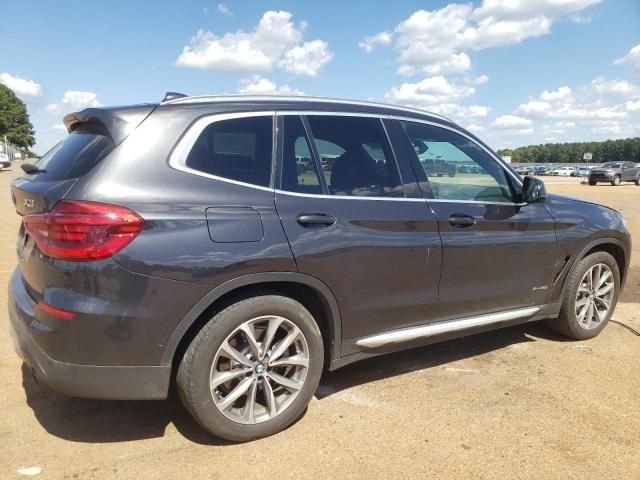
[63,105,156,145]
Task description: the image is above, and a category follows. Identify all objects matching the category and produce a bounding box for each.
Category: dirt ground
[0,167,638,479]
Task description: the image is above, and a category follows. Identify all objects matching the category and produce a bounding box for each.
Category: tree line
[0,85,36,153]
[498,137,640,164]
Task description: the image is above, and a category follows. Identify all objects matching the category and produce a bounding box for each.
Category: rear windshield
[32,130,114,181]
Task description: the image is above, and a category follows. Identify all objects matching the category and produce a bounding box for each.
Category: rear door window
[32,130,114,181]
[185,116,273,187]
[305,115,403,197]
[280,116,323,194]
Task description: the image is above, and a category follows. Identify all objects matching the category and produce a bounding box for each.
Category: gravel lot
[1,167,638,479]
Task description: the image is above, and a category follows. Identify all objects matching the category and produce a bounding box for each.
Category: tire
[548,251,620,340]
[177,294,324,442]
[635,176,639,186]
[588,179,597,186]
[611,175,621,186]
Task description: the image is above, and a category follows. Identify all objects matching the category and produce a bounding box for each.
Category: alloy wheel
[574,263,615,330]
[209,315,309,424]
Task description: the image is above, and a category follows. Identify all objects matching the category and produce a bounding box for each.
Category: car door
[392,119,557,319]
[274,113,442,352]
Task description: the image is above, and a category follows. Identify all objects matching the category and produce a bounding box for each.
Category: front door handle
[297,213,337,227]
[449,213,476,228]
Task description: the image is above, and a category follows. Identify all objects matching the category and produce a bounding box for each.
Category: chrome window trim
[169,109,526,206]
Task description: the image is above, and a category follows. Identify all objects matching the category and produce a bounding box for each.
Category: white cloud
[52,123,67,132]
[626,100,640,112]
[383,76,490,122]
[491,115,533,129]
[614,44,640,73]
[278,40,333,77]
[217,3,232,16]
[46,91,102,115]
[540,86,573,101]
[358,32,392,53]
[176,10,332,77]
[238,76,303,95]
[385,76,475,107]
[473,0,601,21]
[0,72,43,99]
[590,77,640,98]
[364,0,599,79]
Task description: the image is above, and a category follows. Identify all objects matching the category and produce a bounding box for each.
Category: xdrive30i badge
[23,198,35,209]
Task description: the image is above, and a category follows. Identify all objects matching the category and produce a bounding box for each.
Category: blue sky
[1,0,639,154]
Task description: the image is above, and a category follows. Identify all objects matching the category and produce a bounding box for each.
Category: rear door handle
[296,213,337,227]
[449,213,476,228]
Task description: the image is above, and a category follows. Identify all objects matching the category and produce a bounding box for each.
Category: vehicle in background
[550,167,576,176]
[588,161,640,186]
[532,166,548,176]
[572,166,593,177]
[515,166,532,176]
[0,152,11,169]
[421,158,456,177]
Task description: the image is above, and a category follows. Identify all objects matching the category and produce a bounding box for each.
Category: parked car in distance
[572,166,593,177]
[551,166,576,176]
[515,166,532,176]
[9,94,632,442]
[588,161,640,186]
[531,166,548,176]
[0,152,11,169]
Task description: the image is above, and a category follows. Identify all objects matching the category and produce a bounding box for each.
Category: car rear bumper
[8,269,170,400]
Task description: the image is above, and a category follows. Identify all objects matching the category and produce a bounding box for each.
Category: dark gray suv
[9,94,631,441]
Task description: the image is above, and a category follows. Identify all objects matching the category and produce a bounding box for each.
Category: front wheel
[611,175,621,186]
[548,251,620,340]
[177,295,324,442]
[635,176,639,186]
[588,179,597,186]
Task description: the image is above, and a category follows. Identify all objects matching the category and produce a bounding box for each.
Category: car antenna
[162,92,188,102]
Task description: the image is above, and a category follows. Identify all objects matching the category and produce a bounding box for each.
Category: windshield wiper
[21,163,47,174]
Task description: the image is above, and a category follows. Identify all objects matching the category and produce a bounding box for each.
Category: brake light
[37,301,76,320]
[23,200,144,261]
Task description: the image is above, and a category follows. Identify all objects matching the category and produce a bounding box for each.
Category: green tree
[0,84,36,148]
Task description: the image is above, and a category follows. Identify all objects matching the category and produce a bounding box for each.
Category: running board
[355,306,542,349]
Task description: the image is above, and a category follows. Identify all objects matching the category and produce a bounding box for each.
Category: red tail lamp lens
[23,200,144,261]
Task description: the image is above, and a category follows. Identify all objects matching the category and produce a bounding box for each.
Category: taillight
[23,200,144,261]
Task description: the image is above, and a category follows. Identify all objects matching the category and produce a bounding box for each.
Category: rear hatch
[11,104,155,296]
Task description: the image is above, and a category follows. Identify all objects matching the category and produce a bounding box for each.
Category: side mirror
[522,176,547,203]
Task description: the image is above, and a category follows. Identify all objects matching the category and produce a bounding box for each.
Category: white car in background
[551,166,576,176]
[0,152,11,169]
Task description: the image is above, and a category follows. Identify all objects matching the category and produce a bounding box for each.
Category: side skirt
[329,304,558,371]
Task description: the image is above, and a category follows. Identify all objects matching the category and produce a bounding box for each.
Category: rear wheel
[611,175,621,186]
[548,251,620,340]
[588,179,597,186]
[177,295,324,442]
[635,175,639,186]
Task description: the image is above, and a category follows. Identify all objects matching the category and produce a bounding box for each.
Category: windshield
[600,162,621,168]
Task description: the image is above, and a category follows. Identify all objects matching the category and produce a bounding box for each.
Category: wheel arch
[558,237,629,301]
[162,272,343,369]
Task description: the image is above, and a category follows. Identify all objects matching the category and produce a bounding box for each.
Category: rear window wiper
[21,163,47,174]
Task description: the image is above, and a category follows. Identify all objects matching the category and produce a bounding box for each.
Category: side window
[185,116,273,187]
[281,116,323,194]
[306,115,403,197]
[400,121,514,203]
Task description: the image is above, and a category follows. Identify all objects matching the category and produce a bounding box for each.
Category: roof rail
[162,91,188,102]
[160,94,452,122]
